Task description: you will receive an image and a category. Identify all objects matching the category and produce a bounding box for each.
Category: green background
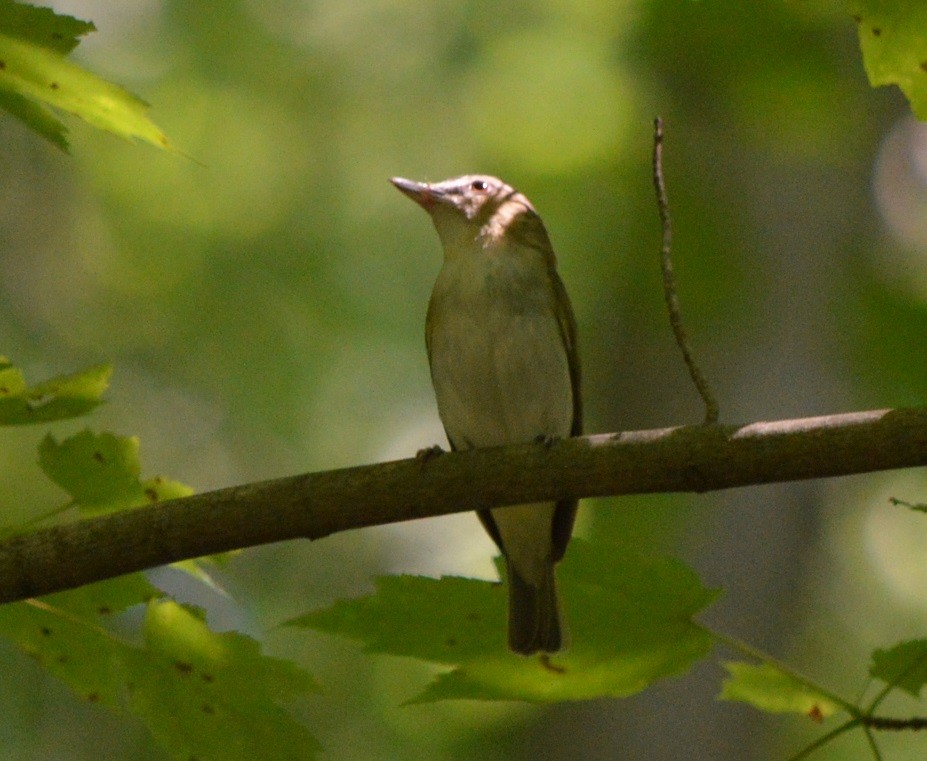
[1,0,926,759]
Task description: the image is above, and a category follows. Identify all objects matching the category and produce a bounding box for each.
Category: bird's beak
[390,177,439,210]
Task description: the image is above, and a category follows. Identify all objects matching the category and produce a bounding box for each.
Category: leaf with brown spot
[0,588,319,760]
[720,662,841,718]
[129,600,320,759]
[852,2,927,119]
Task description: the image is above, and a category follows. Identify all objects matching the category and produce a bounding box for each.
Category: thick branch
[1,406,926,604]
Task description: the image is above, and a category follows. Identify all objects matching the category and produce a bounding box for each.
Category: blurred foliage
[1,0,927,760]
[0,357,109,425]
[870,640,927,698]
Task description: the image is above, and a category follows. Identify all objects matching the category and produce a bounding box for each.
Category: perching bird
[391,174,581,654]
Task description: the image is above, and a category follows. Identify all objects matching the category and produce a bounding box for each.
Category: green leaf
[39,430,146,512]
[292,574,505,664]
[0,1,174,151]
[851,1,927,119]
[0,588,319,760]
[0,359,111,425]
[41,573,159,619]
[290,540,719,703]
[0,0,95,54]
[38,430,200,514]
[129,600,320,761]
[0,87,67,147]
[0,575,159,705]
[141,475,195,503]
[719,662,841,719]
[870,639,927,696]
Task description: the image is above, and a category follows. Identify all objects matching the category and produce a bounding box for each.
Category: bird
[390,174,581,654]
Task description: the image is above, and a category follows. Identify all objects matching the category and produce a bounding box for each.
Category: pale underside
[426,244,573,585]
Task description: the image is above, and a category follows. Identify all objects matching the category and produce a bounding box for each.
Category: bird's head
[391,175,551,258]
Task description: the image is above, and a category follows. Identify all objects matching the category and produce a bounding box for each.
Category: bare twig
[863,716,927,731]
[653,117,720,424]
[0,405,925,604]
[889,497,927,513]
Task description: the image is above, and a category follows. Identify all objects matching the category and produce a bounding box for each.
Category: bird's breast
[426,255,573,449]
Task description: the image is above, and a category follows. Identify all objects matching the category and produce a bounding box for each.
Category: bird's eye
[470,180,489,192]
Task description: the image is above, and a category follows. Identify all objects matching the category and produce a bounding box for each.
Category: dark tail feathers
[507,560,562,655]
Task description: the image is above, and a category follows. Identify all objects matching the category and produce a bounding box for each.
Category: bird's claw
[534,433,560,450]
[415,445,444,467]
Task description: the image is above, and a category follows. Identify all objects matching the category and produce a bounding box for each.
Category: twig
[863,716,927,731]
[652,117,720,424]
[861,726,884,761]
[889,497,927,513]
[0,405,925,604]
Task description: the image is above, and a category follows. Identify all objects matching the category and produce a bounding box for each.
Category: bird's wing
[550,267,581,562]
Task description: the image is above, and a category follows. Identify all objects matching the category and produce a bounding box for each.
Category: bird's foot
[534,433,560,450]
[415,444,444,467]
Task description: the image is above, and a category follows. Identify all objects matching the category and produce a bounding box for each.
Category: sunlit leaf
[720,662,841,719]
[0,34,173,150]
[0,359,111,425]
[0,2,173,150]
[852,1,927,119]
[870,639,927,696]
[290,540,719,703]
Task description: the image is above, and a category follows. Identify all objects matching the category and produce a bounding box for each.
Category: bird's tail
[507,559,562,655]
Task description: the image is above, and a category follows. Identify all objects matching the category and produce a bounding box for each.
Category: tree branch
[1,406,926,604]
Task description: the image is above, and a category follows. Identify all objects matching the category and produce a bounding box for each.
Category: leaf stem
[786,719,859,761]
[0,500,75,539]
[861,725,883,761]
